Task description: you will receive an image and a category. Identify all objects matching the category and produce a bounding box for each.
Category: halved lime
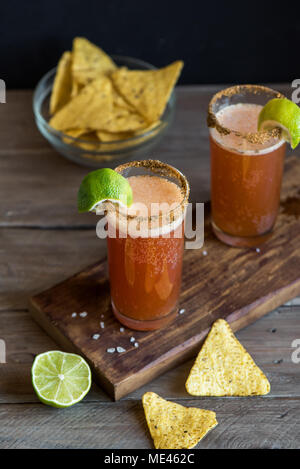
[31,351,92,408]
[258,98,300,149]
[78,168,133,213]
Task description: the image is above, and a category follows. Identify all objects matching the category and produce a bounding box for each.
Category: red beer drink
[208,85,286,247]
[106,160,189,331]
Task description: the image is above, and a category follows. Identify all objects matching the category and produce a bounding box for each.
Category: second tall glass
[208,85,286,247]
[106,160,190,331]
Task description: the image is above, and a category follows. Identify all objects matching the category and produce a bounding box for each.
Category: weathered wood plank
[0,228,105,310]
[0,397,299,449]
[0,85,292,228]
[0,88,210,228]
[1,307,299,403]
[0,84,298,448]
[0,223,298,312]
[28,156,300,399]
[1,224,297,317]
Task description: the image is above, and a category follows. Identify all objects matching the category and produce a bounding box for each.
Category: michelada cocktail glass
[207,85,286,247]
[106,160,189,331]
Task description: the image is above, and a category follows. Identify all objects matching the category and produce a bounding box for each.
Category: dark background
[2,0,299,89]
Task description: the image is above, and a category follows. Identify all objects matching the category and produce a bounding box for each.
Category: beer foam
[107,175,185,238]
[210,103,285,155]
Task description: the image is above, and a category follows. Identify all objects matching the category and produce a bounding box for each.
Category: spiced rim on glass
[106,160,190,331]
[207,84,286,248]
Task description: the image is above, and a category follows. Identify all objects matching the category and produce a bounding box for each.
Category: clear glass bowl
[33,56,176,168]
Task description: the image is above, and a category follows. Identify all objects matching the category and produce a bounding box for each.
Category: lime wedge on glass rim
[32,351,92,408]
[78,168,133,213]
[258,98,300,149]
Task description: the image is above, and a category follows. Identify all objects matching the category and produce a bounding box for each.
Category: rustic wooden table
[0,85,299,449]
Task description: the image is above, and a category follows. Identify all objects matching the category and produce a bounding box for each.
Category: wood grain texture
[0,228,104,310]
[0,85,291,228]
[29,157,300,400]
[1,86,299,448]
[1,306,299,404]
[0,398,299,449]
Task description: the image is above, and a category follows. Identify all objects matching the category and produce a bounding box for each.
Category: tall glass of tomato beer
[106,160,190,331]
[207,85,286,247]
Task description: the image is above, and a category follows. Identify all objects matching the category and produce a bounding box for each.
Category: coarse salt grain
[134,342,139,348]
[179,308,185,315]
[117,346,126,353]
[79,311,88,318]
[100,321,105,328]
[107,348,115,353]
[202,250,207,256]
[130,337,135,343]
[256,248,261,253]
[92,334,100,340]
[71,312,77,318]
[120,327,125,332]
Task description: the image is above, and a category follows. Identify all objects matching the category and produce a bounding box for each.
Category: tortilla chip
[185,319,271,396]
[96,122,164,154]
[63,130,101,151]
[50,51,72,114]
[111,82,136,112]
[111,61,183,122]
[70,80,83,98]
[72,37,117,87]
[97,130,133,142]
[64,128,89,138]
[50,73,147,133]
[103,85,148,132]
[142,392,217,449]
[49,76,113,131]
[100,105,147,133]
[133,120,163,135]
[97,131,141,151]
[96,120,162,142]
[74,132,101,151]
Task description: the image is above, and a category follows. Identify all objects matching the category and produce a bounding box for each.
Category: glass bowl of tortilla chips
[33,39,182,167]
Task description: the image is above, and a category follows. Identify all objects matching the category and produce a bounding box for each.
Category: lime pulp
[31,351,92,408]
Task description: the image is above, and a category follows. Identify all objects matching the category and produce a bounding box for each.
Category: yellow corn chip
[186,319,271,396]
[96,130,151,151]
[64,128,88,138]
[97,131,141,152]
[49,39,179,140]
[50,73,147,133]
[102,84,148,133]
[49,76,113,131]
[74,132,101,151]
[72,37,117,86]
[97,130,133,142]
[105,110,146,133]
[142,392,217,449]
[132,120,163,135]
[111,82,136,112]
[97,121,162,142]
[70,79,83,98]
[50,51,72,114]
[63,130,101,151]
[111,61,183,122]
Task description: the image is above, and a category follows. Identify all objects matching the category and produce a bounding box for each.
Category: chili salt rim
[207,84,285,145]
[115,159,189,216]
[102,160,190,235]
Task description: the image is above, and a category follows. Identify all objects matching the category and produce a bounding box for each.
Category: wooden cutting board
[29,156,300,400]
